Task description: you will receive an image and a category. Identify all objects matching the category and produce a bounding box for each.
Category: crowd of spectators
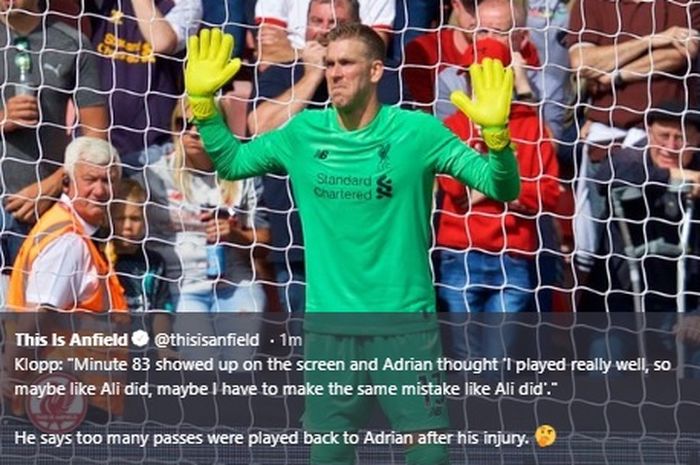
[1,0,700,358]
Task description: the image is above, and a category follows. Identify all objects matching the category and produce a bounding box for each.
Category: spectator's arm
[131,0,202,55]
[610,45,699,85]
[4,168,65,224]
[0,95,39,133]
[512,51,535,97]
[202,214,271,249]
[210,178,272,248]
[248,42,326,135]
[248,71,323,134]
[571,27,699,80]
[77,105,108,139]
[257,22,296,65]
[255,0,295,64]
[569,41,649,79]
[227,224,271,248]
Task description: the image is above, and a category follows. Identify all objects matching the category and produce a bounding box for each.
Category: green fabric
[302,330,448,434]
[405,443,451,465]
[196,106,519,333]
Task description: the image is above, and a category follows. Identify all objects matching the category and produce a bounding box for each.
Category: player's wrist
[481,126,511,151]
[188,95,217,120]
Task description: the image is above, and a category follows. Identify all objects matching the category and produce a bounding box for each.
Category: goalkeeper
[187,24,519,465]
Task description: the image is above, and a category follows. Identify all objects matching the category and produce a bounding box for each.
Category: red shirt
[405,28,541,112]
[404,29,471,110]
[436,104,560,255]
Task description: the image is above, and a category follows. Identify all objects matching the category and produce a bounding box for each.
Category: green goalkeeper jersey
[197,105,519,334]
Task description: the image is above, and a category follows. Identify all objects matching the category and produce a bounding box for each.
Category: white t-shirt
[146,153,267,291]
[25,196,101,309]
[165,0,203,53]
[255,0,395,49]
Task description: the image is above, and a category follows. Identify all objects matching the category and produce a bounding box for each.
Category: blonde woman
[146,101,269,353]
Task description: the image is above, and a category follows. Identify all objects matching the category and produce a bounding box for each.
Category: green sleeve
[430,117,520,202]
[195,111,289,180]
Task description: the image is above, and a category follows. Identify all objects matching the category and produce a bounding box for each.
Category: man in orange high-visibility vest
[3,136,128,423]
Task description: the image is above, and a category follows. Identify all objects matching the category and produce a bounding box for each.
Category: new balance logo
[376,174,393,199]
[315,149,329,160]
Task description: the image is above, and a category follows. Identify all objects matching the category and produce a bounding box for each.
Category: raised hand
[450,58,514,150]
[185,28,242,119]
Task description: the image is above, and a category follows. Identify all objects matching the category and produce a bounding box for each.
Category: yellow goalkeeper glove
[185,28,242,119]
[450,58,514,151]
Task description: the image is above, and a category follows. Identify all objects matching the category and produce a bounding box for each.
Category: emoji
[535,424,556,448]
